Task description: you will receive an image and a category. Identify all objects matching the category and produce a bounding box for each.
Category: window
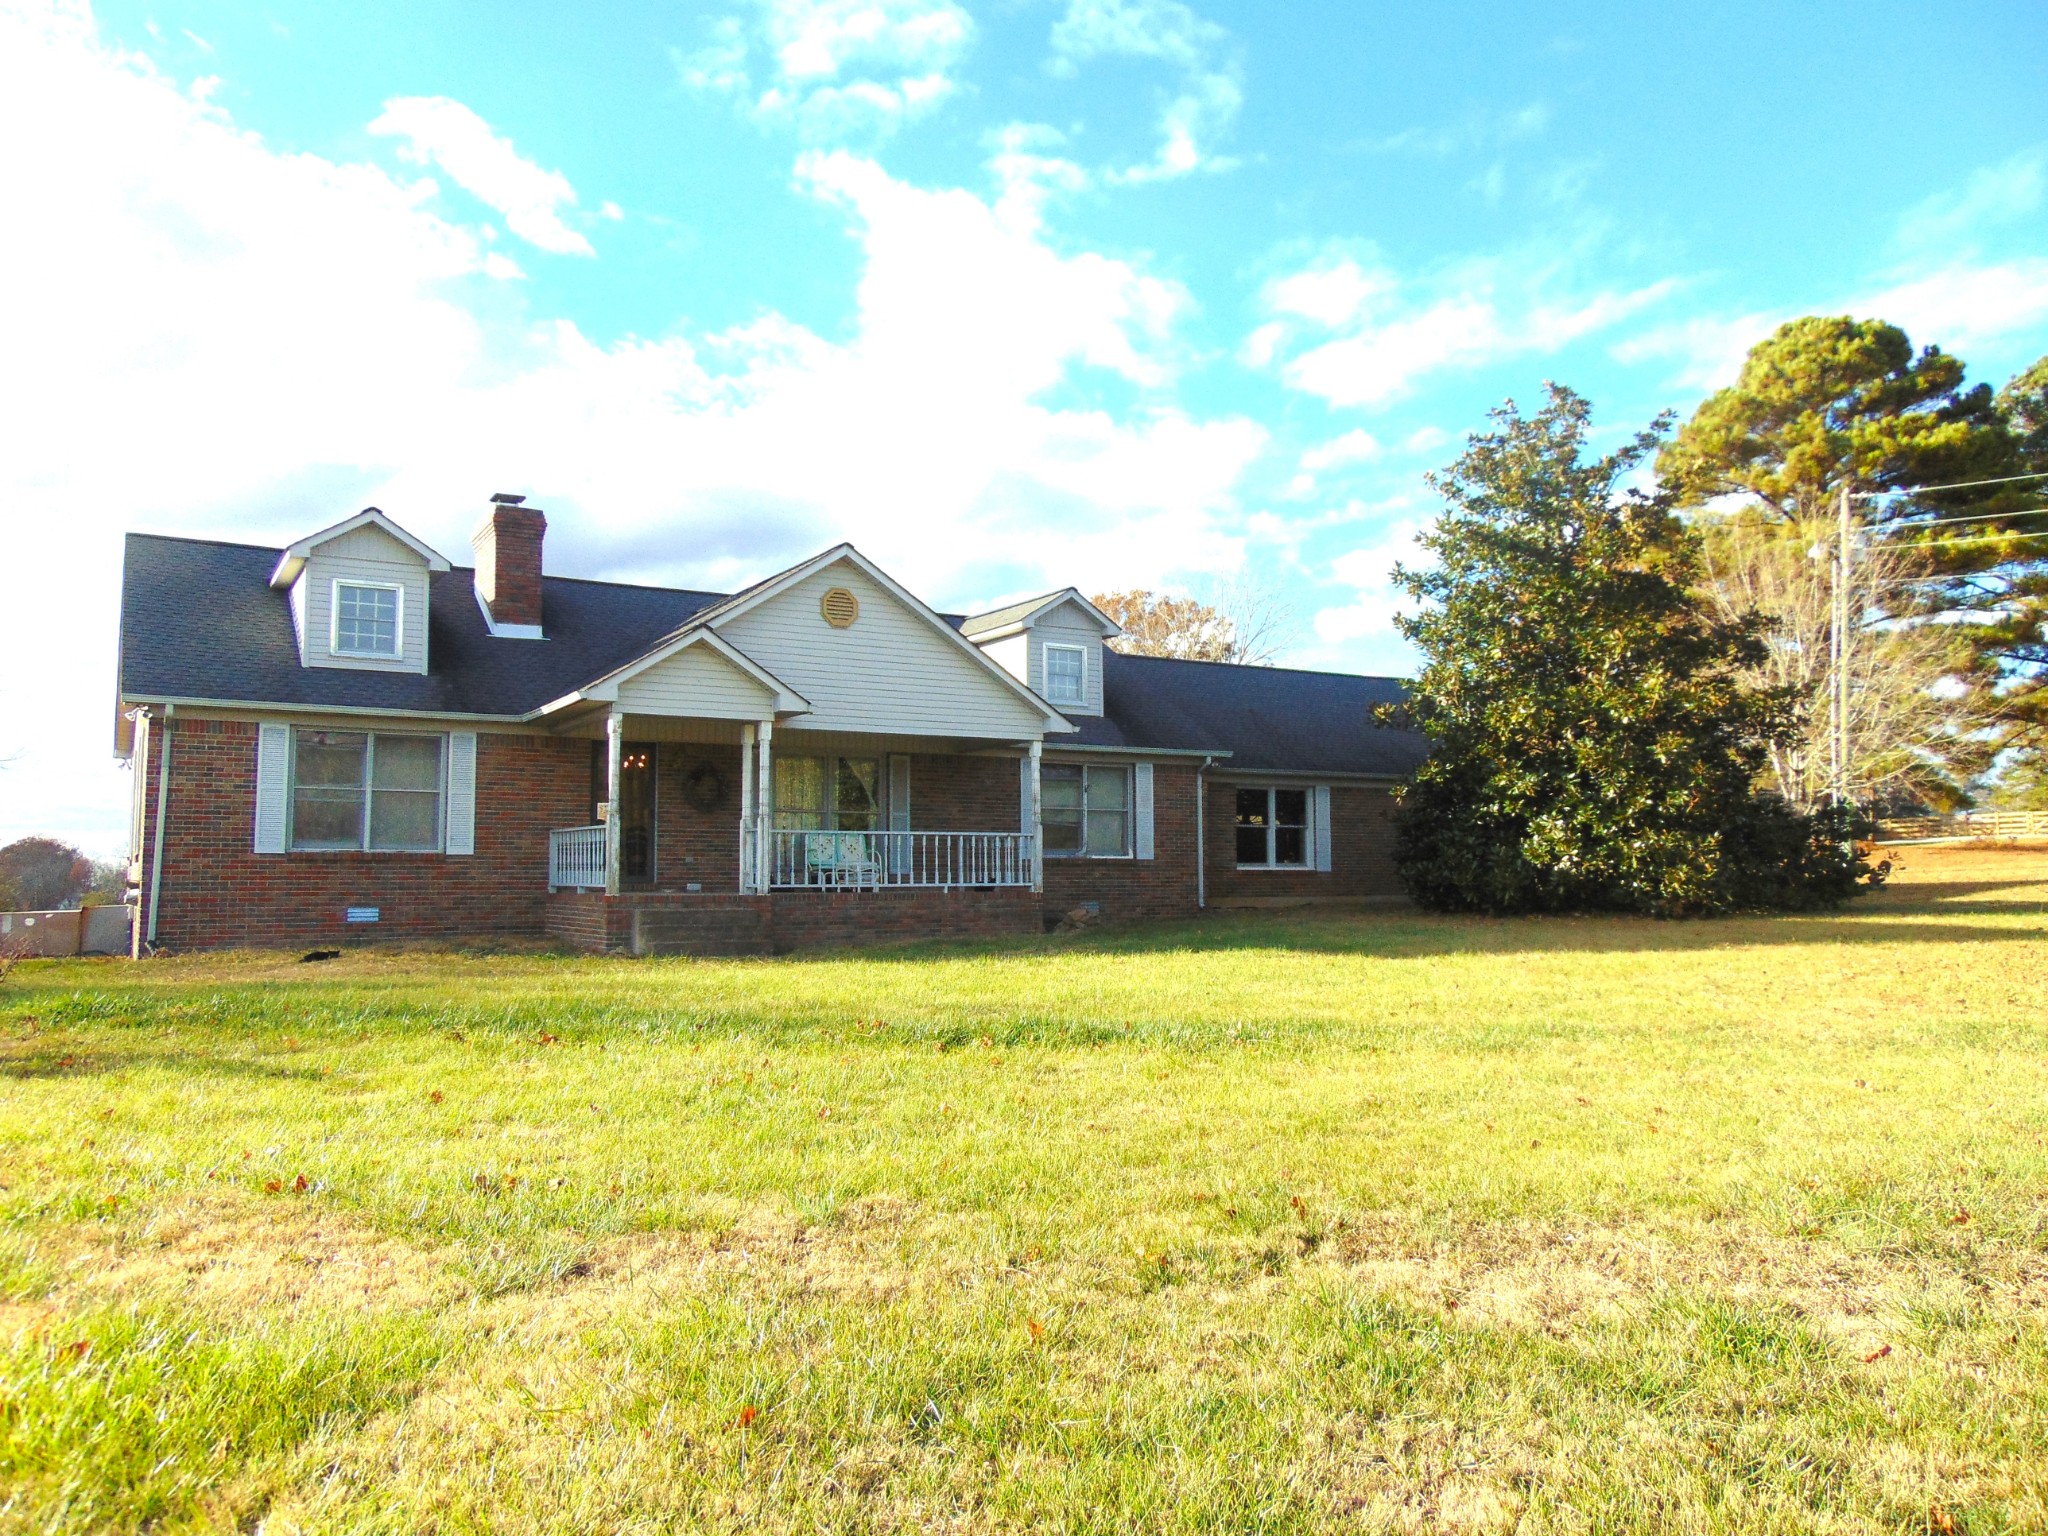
[1043,763,1130,857]
[289,730,444,851]
[774,756,880,832]
[1235,786,1309,868]
[333,581,401,657]
[1043,644,1086,705]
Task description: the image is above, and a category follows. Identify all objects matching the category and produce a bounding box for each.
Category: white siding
[616,643,779,719]
[980,633,1028,687]
[1028,600,1105,716]
[299,522,431,675]
[720,562,1047,738]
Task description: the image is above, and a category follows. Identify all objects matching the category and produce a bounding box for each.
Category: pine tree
[1393,385,1865,916]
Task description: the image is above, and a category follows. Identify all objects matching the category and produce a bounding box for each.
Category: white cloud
[1252,249,1675,409]
[678,0,973,140]
[1615,154,2048,392]
[1049,0,1241,182]
[1309,516,1425,650]
[1856,259,2048,360]
[369,95,595,256]
[0,0,1263,853]
[1357,102,1549,158]
[1300,429,1381,473]
[1896,150,2043,255]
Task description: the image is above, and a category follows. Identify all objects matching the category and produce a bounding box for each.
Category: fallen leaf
[264,1179,283,1194]
[1289,1194,1309,1219]
[1529,1139,1541,1150]
[1951,1210,1971,1226]
[1863,1344,1892,1363]
[293,1174,309,1193]
[736,1405,760,1429]
[429,1090,444,1105]
[535,1032,559,1046]
[817,1106,832,1119]
[59,1339,91,1362]
[1931,1505,1956,1535]
[241,1150,252,1161]
[1026,1318,1046,1342]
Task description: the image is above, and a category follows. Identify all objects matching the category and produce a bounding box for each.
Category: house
[115,498,1429,954]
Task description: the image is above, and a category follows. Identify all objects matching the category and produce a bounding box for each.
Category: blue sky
[3,0,2046,853]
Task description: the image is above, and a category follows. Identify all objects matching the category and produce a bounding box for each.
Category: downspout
[1195,754,1214,910]
[128,708,150,959]
[146,703,173,950]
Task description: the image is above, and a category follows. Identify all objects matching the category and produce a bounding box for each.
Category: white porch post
[1028,739,1043,894]
[604,712,623,897]
[755,719,774,892]
[738,721,758,893]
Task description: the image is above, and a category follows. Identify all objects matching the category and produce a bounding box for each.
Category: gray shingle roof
[121,533,1426,777]
[120,534,722,717]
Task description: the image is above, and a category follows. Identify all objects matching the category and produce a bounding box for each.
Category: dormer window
[333,581,402,658]
[1044,644,1085,705]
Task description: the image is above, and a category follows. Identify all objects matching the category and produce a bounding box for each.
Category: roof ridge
[126,531,285,554]
[1109,650,1412,685]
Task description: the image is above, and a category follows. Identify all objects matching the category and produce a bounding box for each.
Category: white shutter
[445,731,478,855]
[253,722,290,854]
[1312,784,1333,872]
[1020,755,1034,833]
[1133,762,1155,860]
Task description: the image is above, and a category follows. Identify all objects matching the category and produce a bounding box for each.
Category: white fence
[547,825,608,890]
[763,829,1036,890]
[1877,810,2048,844]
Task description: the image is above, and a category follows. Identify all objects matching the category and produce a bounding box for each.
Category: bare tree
[1094,572,1297,666]
[1697,512,1991,810]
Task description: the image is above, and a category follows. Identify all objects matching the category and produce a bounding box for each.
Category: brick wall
[1040,761,1202,924]
[907,751,1021,831]
[544,888,1036,953]
[1203,779,1404,902]
[138,717,588,949]
[650,742,745,889]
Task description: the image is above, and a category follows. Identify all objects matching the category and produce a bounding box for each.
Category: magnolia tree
[1391,385,1867,917]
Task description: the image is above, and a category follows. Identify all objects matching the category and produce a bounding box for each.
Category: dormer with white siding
[959,589,1120,718]
[268,508,449,675]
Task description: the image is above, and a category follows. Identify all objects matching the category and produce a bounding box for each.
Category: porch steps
[630,902,773,958]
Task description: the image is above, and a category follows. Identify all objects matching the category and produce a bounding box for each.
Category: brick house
[115,499,1429,954]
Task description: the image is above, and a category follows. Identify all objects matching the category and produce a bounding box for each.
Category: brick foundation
[545,887,1038,954]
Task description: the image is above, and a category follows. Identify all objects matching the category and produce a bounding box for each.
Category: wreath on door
[681,760,728,812]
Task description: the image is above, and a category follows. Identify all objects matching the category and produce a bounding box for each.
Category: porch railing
[763,829,1037,890]
[548,824,607,890]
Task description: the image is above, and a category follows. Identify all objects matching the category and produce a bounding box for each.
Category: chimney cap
[489,492,527,505]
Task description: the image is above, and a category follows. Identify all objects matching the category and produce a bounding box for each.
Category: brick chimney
[472,493,546,636]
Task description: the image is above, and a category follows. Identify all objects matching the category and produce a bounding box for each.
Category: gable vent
[820,587,859,628]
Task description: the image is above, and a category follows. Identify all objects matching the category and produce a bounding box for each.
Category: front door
[591,741,658,885]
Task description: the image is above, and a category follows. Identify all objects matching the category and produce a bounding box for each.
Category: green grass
[2,844,2045,1533]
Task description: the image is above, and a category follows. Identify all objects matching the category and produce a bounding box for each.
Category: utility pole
[1809,483,1857,810]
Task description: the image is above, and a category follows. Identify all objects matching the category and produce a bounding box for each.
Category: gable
[717,559,1052,739]
[614,640,779,719]
[293,521,432,676]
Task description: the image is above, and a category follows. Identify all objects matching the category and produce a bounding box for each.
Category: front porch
[535,712,1046,952]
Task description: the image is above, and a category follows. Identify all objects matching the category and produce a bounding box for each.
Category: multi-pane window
[774,757,881,832]
[333,582,401,657]
[289,730,444,851]
[1043,764,1130,857]
[1235,786,1308,868]
[1043,644,1086,705]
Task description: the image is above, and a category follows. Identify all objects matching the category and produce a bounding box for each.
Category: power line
[1852,469,2048,500]
[1870,505,2048,531]
[1862,529,2048,552]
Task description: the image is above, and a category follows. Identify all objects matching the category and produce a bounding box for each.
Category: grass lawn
[3,845,2046,1534]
